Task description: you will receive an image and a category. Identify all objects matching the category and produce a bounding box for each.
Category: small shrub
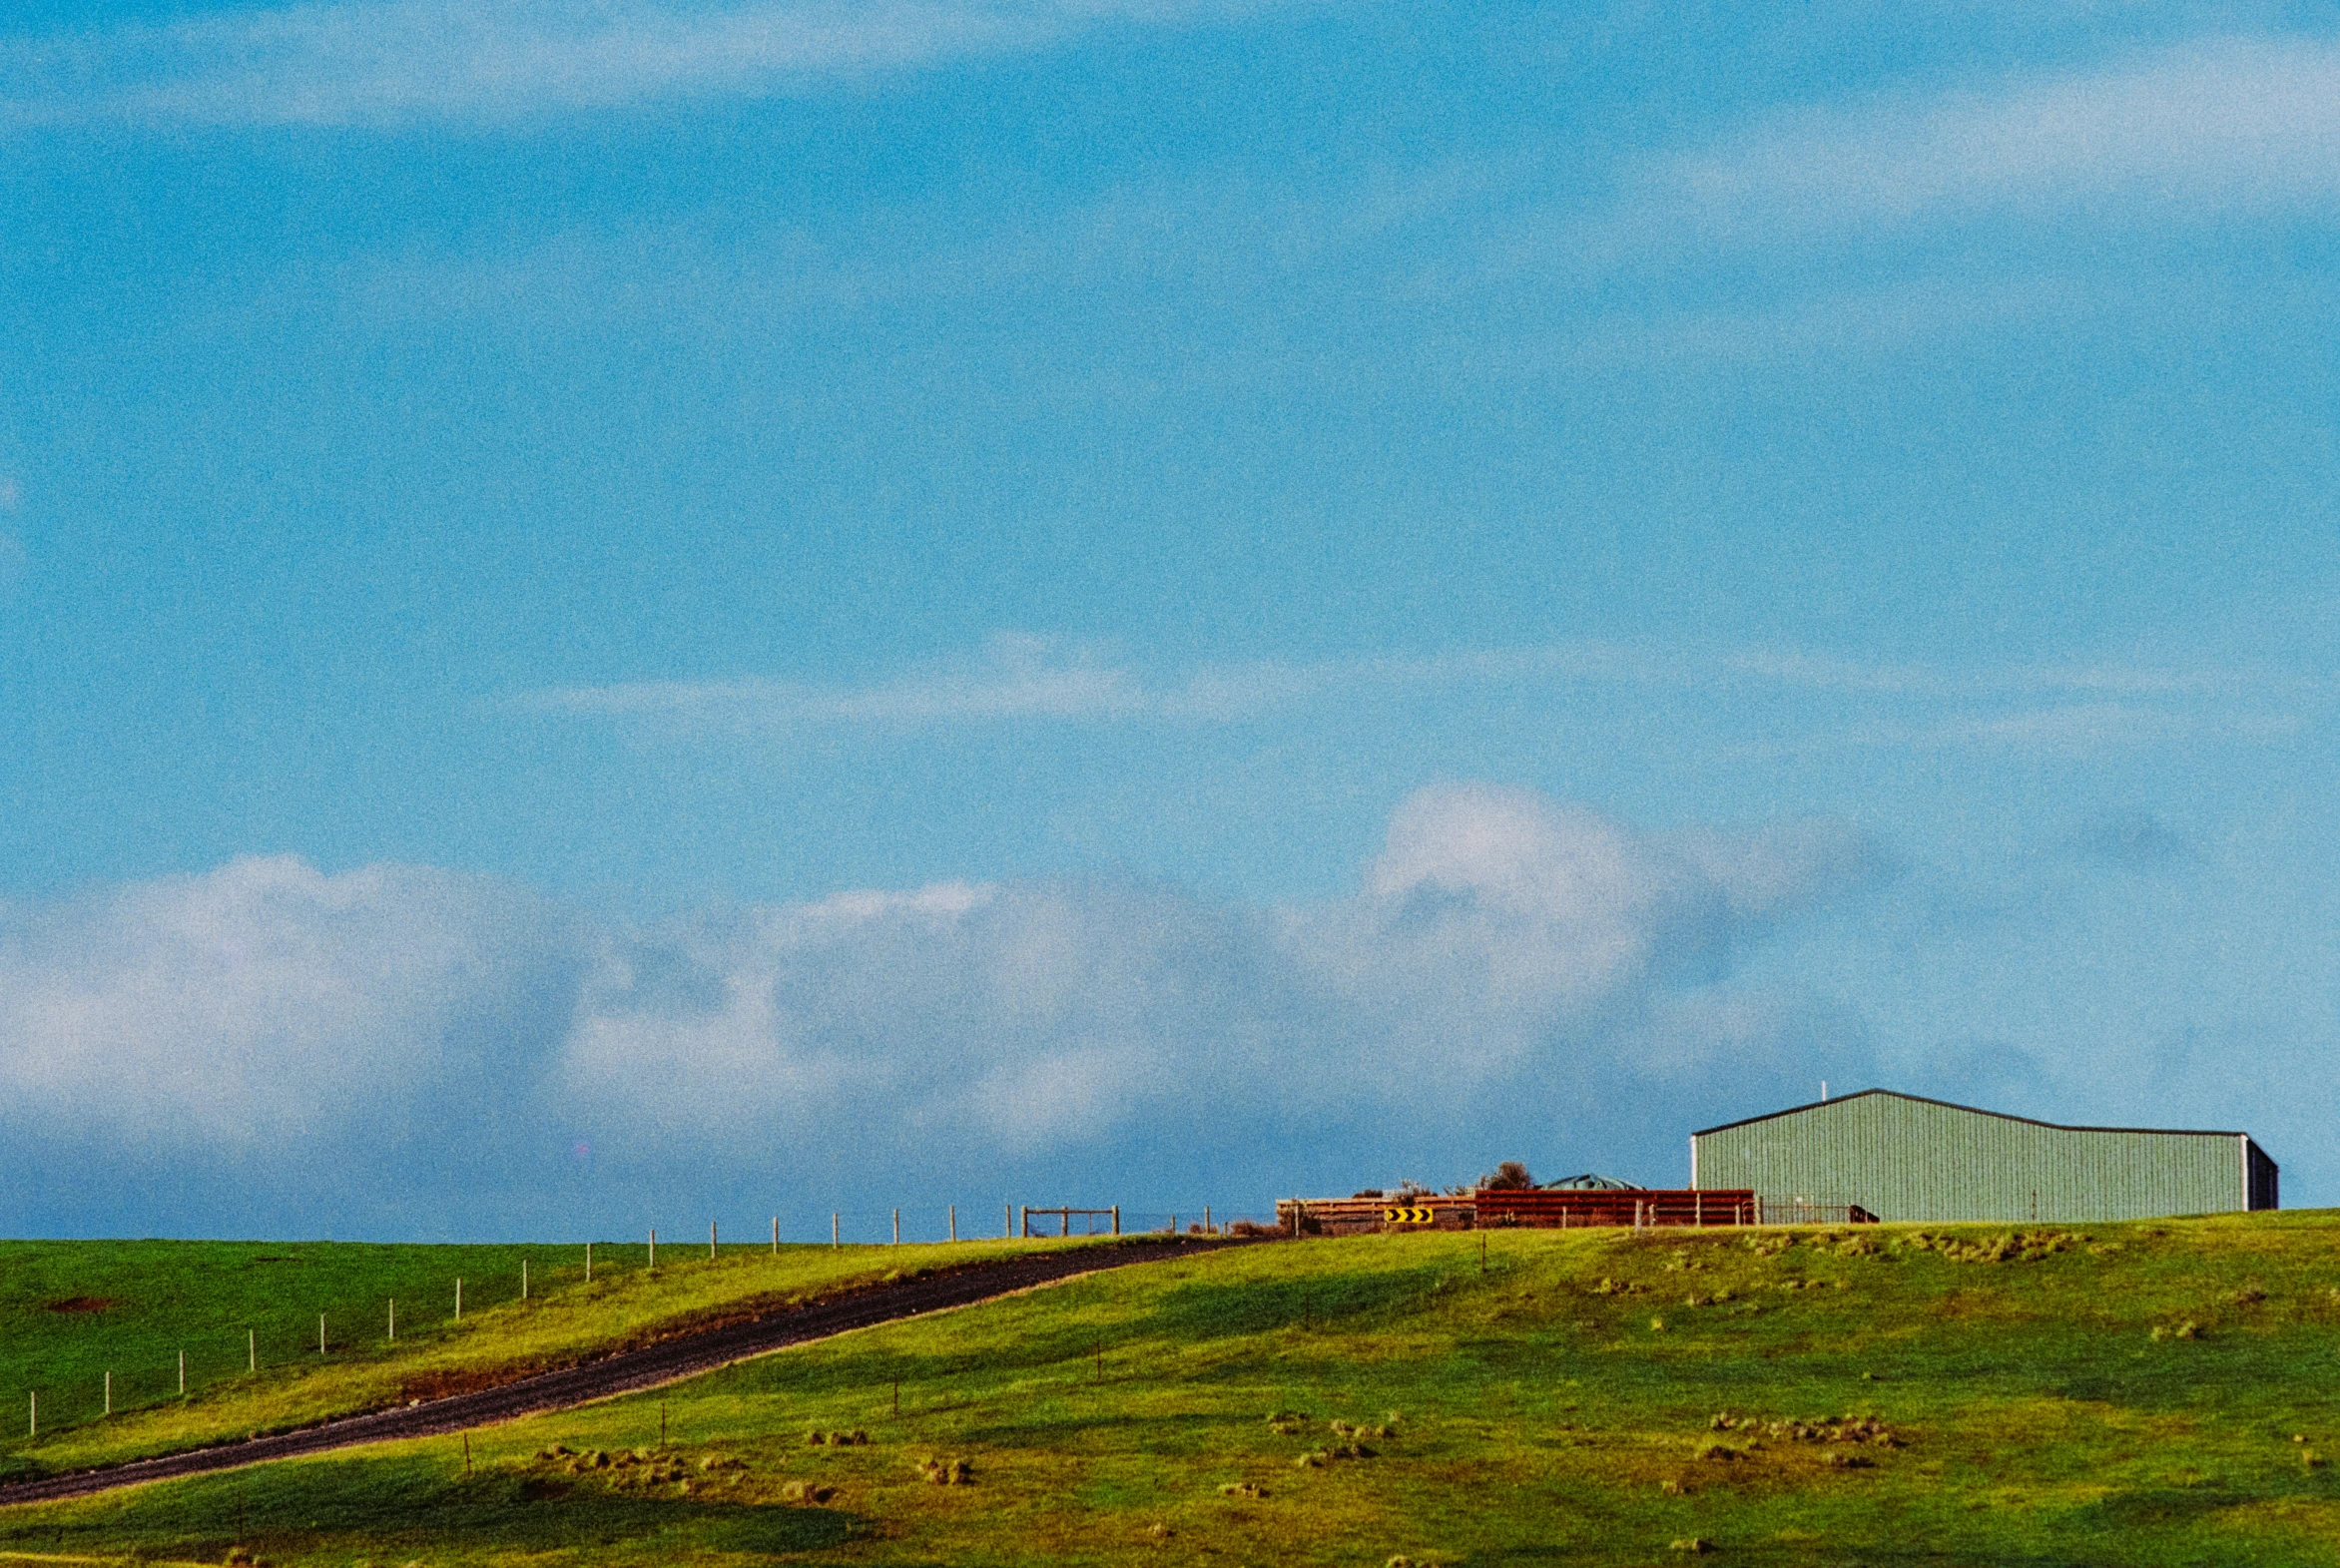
[1669,1537,1715,1553]
[918,1455,973,1486]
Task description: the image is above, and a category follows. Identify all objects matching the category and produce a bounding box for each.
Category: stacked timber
[1276,1187,1873,1234]
[1474,1187,1758,1229]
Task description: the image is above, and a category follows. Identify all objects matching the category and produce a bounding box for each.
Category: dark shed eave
[1694,1088,2275,1170]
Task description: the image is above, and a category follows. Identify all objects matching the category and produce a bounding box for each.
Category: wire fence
[3,1205,1270,1443]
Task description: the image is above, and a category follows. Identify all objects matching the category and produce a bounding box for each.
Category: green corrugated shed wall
[1691,1090,2278,1223]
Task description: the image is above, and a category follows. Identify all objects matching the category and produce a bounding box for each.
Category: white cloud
[1626,35,2340,245]
[0,855,582,1156]
[0,787,1882,1232]
[511,633,2307,748]
[0,0,1286,130]
[1735,701,2307,759]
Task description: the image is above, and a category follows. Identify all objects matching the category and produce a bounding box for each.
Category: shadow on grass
[0,1452,860,1560]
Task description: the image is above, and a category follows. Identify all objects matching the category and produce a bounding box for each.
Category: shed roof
[1693,1088,2263,1153]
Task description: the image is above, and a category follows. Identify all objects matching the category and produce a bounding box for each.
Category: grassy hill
[0,1235,1085,1478]
[4,1214,2340,1565]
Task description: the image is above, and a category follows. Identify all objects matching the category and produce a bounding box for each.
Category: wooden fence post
[522,1260,529,1300]
[586,1241,593,1282]
[1004,1203,1011,1240]
[248,1329,255,1373]
[1205,1205,1211,1235]
[104,1371,111,1416]
[179,1349,186,1396]
[893,1209,900,1246]
[318,1314,326,1355]
[1113,1206,1121,1236]
[711,1221,718,1260]
[1020,1205,1028,1239]
[948,1205,956,1243]
[455,1279,462,1322]
[648,1230,656,1273]
[832,1213,840,1250]
[773,1216,779,1255]
[388,1300,396,1341]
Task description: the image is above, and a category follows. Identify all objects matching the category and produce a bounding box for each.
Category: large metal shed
[1691,1089,2278,1224]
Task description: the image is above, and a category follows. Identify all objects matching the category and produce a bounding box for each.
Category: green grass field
[0,1234,1083,1481]
[5,1214,2340,1566]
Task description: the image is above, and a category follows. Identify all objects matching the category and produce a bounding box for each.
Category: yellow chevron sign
[1383,1206,1436,1225]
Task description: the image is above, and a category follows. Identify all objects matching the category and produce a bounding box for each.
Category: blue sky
[1,0,2336,1239]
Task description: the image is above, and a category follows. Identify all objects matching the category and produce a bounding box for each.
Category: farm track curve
[0,1237,1247,1506]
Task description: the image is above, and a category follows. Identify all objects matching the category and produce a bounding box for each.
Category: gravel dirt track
[0,1237,1243,1506]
